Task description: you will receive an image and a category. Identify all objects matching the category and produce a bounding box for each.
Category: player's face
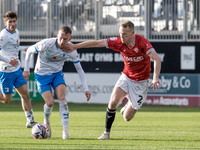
[57,31,71,49]
[4,18,17,33]
[119,26,134,44]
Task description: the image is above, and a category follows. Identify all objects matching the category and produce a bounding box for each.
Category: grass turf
[0,101,199,150]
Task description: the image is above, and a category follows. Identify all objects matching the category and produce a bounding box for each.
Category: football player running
[0,11,36,128]
[65,20,162,139]
[23,26,91,139]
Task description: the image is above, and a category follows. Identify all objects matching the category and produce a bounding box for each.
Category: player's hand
[149,79,162,90]
[62,43,76,52]
[10,58,18,67]
[25,46,29,52]
[85,91,91,101]
[23,71,30,82]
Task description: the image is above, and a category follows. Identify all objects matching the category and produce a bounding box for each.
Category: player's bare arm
[64,40,105,52]
[148,50,162,90]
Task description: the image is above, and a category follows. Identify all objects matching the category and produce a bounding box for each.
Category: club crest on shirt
[52,56,57,59]
[134,48,139,53]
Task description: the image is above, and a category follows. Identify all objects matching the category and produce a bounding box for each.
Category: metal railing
[0,0,199,42]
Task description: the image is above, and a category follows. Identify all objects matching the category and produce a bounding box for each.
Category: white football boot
[62,131,70,139]
[98,132,110,140]
[44,119,51,138]
[26,121,37,128]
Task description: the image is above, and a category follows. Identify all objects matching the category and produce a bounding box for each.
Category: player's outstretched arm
[148,50,162,90]
[64,40,106,52]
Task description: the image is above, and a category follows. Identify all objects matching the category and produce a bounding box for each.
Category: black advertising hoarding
[63,47,124,73]
[62,42,199,74]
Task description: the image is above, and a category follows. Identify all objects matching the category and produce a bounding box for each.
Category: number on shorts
[5,88,9,93]
[137,95,143,105]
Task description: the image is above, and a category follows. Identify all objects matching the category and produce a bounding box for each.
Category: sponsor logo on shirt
[124,56,144,62]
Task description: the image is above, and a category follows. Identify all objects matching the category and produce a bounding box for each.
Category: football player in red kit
[65,20,162,139]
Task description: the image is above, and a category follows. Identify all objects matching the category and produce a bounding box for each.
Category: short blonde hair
[120,20,134,31]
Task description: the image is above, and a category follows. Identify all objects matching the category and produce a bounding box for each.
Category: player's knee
[3,98,12,104]
[58,96,65,101]
[20,92,30,100]
[123,116,133,122]
[46,101,54,107]
[109,101,118,109]
[123,113,134,122]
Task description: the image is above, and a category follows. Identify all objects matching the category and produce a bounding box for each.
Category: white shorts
[115,73,149,110]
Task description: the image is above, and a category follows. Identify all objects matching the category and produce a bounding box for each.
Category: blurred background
[1,0,200,107]
[1,0,199,42]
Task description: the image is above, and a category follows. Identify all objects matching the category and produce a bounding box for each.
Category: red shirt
[106,34,154,81]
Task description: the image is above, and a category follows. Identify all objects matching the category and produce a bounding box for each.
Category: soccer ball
[31,123,49,139]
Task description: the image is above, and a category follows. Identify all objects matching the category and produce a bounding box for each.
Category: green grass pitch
[0,101,199,150]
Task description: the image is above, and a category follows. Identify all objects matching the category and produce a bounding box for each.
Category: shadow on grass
[0,101,199,112]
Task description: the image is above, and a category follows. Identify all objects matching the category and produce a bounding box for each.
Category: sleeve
[19,46,26,51]
[34,39,47,52]
[73,62,89,92]
[0,31,8,51]
[0,55,11,63]
[106,37,120,52]
[140,37,155,55]
[70,50,89,92]
[24,45,37,72]
[0,32,11,63]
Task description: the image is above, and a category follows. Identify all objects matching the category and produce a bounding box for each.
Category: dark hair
[59,26,72,35]
[120,20,134,31]
[3,11,17,22]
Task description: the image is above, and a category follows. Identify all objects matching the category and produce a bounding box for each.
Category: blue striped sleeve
[34,45,38,53]
[73,60,80,64]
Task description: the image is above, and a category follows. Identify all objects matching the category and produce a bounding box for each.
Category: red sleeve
[139,36,154,54]
[106,37,121,52]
